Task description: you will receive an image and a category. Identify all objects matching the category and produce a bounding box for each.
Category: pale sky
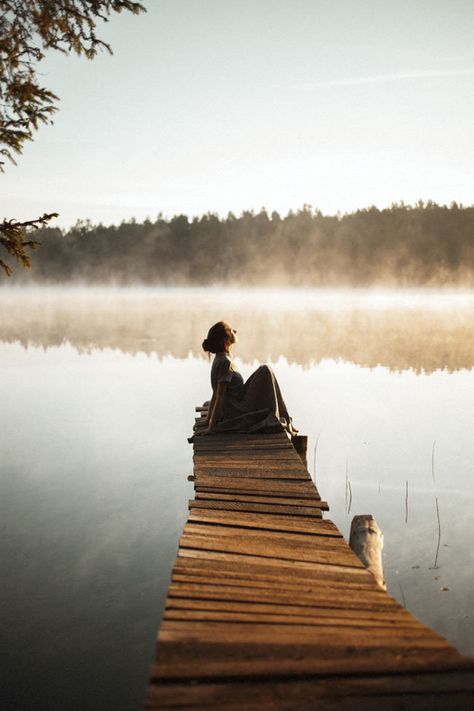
[3,0,474,227]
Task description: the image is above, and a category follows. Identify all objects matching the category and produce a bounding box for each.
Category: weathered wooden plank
[147,671,474,710]
[194,440,292,447]
[193,442,294,451]
[194,471,312,483]
[171,569,376,593]
[195,453,304,461]
[189,499,323,517]
[195,476,318,495]
[183,522,348,546]
[177,547,374,577]
[195,463,311,474]
[169,573,385,594]
[163,608,426,629]
[194,459,307,469]
[195,491,327,508]
[193,433,290,441]
[165,597,420,621]
[183,519,344,537]
[197,443,296,449]
[173,554,375,586]
[148,692,474,711]
[194,459,303,469]
[195,460,308,468]
[171,567,373,590]
[167,580,393,606]
[187,508,338,533]
[194,454,308,472]
[194,450,298,459]
[194,467,309,477]
[193,492,320,506]
[194,446,299,455]
[159,621,449,648]
[194,470,311,481]
[168,640,451,667]
[170,573,380,594]
[179,533,359,567]
[193,434,291,441]
[167,582,396,610]
[194,433,289,442]
[151,641,470,681]
[194,462,306,473]
[193,449,303,466]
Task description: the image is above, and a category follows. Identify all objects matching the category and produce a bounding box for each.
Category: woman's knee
[256,364,273,377]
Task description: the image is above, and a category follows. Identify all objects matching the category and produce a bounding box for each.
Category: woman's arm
[207,381,227,431]
[206,392,216,425]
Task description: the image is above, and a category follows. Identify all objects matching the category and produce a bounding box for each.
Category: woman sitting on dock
[196,321,297,437]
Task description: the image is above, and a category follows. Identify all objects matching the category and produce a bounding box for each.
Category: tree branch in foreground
[0,212,58,275]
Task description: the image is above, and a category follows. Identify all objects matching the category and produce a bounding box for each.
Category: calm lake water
[1,287,473,710]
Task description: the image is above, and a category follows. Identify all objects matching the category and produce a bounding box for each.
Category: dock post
[291,434,308,466]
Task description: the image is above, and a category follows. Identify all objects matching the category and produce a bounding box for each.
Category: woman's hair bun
[203,321,232,354]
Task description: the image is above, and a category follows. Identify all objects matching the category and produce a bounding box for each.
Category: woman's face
[227,324,238,346]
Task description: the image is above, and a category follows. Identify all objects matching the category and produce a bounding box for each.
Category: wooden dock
[146,420,474,709]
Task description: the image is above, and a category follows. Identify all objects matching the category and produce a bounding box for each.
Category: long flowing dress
[211,352,295,434]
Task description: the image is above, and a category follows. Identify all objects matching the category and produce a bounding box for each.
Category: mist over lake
[1,286,473,710]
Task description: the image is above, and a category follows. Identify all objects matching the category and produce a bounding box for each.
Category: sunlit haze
[3,0,474,227]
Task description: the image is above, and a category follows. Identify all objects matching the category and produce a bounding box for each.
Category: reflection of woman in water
[197,321,297,436]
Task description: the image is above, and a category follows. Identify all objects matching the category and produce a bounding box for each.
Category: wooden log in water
[349,514,386,589]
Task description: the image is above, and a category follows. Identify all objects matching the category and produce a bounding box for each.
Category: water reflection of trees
[1,289,473,373]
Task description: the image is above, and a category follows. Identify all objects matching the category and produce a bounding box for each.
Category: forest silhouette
[8,201,474,286]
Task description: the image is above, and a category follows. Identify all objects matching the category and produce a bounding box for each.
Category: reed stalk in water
[312,434,320,483]
[347,480,353,514]
[433,496,442,569]
[345,460,353,514]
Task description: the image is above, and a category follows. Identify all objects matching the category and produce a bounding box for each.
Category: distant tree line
[7,201,474,286]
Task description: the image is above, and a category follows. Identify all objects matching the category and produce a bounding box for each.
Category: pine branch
[0,212,59,275]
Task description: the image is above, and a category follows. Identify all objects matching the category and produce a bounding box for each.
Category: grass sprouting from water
[313,433,320,483]
[433,497,442,569]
